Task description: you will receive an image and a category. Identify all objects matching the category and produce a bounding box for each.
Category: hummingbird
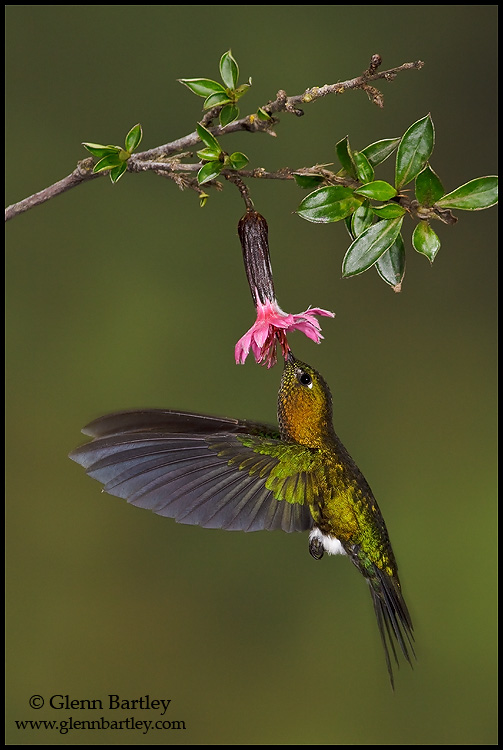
[69,350,414,687]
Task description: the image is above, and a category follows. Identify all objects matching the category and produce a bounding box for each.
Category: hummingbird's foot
[309,535,324,560]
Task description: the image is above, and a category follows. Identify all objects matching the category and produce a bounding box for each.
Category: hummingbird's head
[278,350,334,447]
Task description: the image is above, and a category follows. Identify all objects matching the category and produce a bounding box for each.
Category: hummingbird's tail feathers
[69,426,312,533]
[372,590,397,689]
[369,565,415,689]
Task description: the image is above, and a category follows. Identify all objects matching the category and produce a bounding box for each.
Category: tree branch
[5,57,424,222]
[5,158,100,222]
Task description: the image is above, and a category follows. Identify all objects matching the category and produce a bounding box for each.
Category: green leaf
[257,107,271,121]
[178,78,227,97]
[196,147,222,161]
[196,123,221,153]
[375,233,406,291]
[415,164,444,206]
[412,221,441,263]
[293,173,324,189]
[297,186,364,223]
[203,92,232,109]
[353,151,374,183]
[219,50,239,90]
[92,153,124,173]
[197,160,223,185]
[124,123,142,153]
[344,215,354,239]
[351,201,374,238]
[371,204,406,218]
[110,162,128,183]
[234,79,252,99]
[219,104,239,126]
[395,114,435,189]
[361,138,400,167]
[82,142,120,158]
[335,136,357,178]
[435,176,498,210]
[342,217,404,277]
[355,180,397,201]
[228,152,249,169]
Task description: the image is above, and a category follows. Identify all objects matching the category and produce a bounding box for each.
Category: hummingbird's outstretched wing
[69,409,314,534]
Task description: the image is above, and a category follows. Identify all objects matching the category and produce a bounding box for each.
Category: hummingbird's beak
[286,349,295,365]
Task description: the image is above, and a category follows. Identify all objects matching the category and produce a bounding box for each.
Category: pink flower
[235,209,334,367]
[235,298,334,368]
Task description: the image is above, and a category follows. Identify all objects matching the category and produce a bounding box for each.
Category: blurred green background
[6,5,497,745]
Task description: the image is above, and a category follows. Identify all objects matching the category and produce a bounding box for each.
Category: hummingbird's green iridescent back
[69,352,414,687]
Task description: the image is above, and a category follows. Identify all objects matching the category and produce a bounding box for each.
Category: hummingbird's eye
[298,371,313,388]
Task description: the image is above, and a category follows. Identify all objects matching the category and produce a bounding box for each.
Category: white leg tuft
[309,527,346,556]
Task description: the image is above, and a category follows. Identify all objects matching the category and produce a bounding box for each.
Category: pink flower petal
[234,331,252,364]
[235,299,334,366]
[252,323,270,348]
[291,322,323,343]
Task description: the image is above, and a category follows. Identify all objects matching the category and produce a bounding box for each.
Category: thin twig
[225,173,255,210]
[5,57,424,222]
[139,59,424,160]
